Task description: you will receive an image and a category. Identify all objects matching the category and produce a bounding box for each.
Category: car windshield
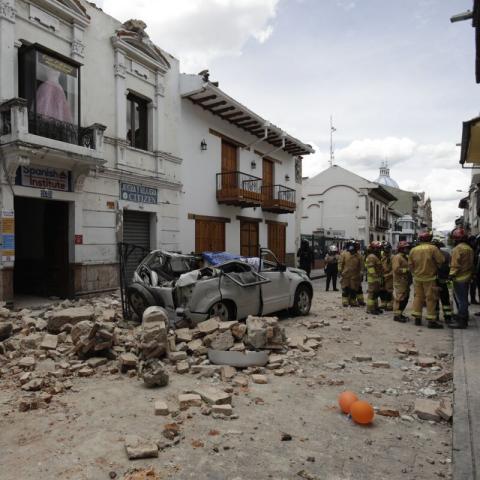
[169,256,195,273]
[144,251,196,279]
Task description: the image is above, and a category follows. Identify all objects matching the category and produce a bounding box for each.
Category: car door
[259,250,292,314]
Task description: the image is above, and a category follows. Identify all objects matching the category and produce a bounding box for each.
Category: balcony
[216,171,262,207]
[0,98,106,191]
[262,184,296,213]
[375,219,390,230]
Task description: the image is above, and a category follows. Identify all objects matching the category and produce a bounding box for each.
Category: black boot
[427,321,444,329]
[394,315,407,323]
[414,317,422,326]
[448,315,468,329]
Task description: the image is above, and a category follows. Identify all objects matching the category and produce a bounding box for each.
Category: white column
[0,0,16,101]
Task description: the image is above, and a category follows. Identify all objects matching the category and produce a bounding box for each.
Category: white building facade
[0,1,182,303]
[178,73,313,265]
[0,0,313,304]
[301,165,396,248]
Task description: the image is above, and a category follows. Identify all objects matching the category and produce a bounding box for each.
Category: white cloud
[303,136,470,230]
[101,0,280,71]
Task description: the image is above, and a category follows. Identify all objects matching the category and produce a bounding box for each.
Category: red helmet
[452,228,467,242]
[397,241,410,252]
[418,231,433,242]
[369,241,382,251]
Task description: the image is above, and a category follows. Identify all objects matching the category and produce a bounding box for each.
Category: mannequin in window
[36,67,73,123]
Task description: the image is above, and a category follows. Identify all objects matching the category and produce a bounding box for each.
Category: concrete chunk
[252,374,268,384]
[154,400,169,416]
[124,434,158,460]
[212,404,233,416]
[192,386,232,405]
[414,398,442,422]
[416,357,436,367]
[40,334,58,350]
[436,398,453,422]
[197,318,220,335]
[48,307,94,333]
[178,393,202,410]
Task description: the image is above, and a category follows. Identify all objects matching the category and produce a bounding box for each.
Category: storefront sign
[1,210,14,262]
[120,182,158,204]
[18,165,70,192]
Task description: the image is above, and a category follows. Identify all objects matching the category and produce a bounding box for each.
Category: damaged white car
[126,249,313,326]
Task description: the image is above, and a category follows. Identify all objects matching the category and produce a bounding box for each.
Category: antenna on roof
[329,115,336,167]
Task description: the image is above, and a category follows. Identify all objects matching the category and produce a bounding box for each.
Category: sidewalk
[453,311,480,479]
[310,268,325,280]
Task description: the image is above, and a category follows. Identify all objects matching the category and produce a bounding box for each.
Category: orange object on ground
[338,391,359,414]
[350,400,375,424]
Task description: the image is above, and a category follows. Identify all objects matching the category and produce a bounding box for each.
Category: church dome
[375,162,399,189]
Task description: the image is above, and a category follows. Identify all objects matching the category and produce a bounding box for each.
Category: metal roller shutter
[123,210,151,284]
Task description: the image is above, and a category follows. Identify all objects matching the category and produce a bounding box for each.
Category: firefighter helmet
[451,227,467,243]
[382,241,392,252]
[418,231,433,242]
[369,241,382,251]
[397,241,410,252]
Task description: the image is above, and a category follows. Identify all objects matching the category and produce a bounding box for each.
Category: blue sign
[120,182,158,204]
[2,234,14,249]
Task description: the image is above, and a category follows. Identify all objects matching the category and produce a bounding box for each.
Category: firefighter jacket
[450,242,474,283]
[392,253,409,285]
[365,253,383,284]
[408,242,444,282]
[339,251,362,279]
[353,252,365,281]
[381,254,393,290]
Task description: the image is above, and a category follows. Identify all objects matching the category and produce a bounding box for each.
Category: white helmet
[328,245,338,253]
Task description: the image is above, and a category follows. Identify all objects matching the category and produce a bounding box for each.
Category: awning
[181,80,314,156]
[460,116,480,165]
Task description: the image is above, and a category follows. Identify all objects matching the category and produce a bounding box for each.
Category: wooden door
[268,222,286,263]
[195,219,226,253]
[263,158,274,200]
[221,140,238,193]
[240,221,259,257]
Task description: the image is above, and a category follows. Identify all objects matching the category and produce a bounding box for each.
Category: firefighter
[448,227,475,329]
[380,241,394,311]
[392,241,411,322]
[365,241,384,314]
[432,238,452,325]
[408,231,444,328]
[339,241,362,307]
[353,241,366,306]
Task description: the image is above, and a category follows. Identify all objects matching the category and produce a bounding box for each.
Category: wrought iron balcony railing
[262,184,296,213]
[216,171,263,207]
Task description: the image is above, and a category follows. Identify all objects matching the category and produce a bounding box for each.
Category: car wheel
[208,301,231,321]
[127,283,157,320]
[292,285,312,316]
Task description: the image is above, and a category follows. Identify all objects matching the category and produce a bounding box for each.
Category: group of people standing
[313,228,475,329]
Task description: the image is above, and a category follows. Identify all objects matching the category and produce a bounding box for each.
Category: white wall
[179,98,300,256]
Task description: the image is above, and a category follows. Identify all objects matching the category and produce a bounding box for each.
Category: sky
[97,0,479,230]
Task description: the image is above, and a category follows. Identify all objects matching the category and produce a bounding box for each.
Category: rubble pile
[0,293,321,415]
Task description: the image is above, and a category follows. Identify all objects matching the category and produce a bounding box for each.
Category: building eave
[180,81,314,156]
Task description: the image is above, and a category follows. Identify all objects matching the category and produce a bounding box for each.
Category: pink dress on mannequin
[36,79,73,123]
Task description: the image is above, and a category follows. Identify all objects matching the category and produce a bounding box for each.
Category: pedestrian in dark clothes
[324,245,339,291]
[297,239,314,277]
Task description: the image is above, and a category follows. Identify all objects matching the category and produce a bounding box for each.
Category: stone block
[252,374,268,384]
[204,330,234,351]
[197,318,219,335]
[154,400,169,416]
[414,398,441,422]
[124,435,158,460]
[192,386,232,405]
[175,328,193,343]
[178,393,202,410]
[40,334,58,350]
[48,307,94,333]
[168,351,187,363]
[212,404,233,416]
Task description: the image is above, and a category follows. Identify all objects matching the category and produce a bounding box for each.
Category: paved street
[0,280,457,479]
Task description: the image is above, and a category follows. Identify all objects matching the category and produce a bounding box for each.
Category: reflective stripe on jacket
[365,253,383,283]
[408,243,444,282]
[450,242,474,283]
[392,253,409,285]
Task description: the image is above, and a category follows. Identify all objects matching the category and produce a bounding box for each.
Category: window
[19,44,80,144]
[375,205,379,224]
[127,93,149,150]
[370,201,374,224]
